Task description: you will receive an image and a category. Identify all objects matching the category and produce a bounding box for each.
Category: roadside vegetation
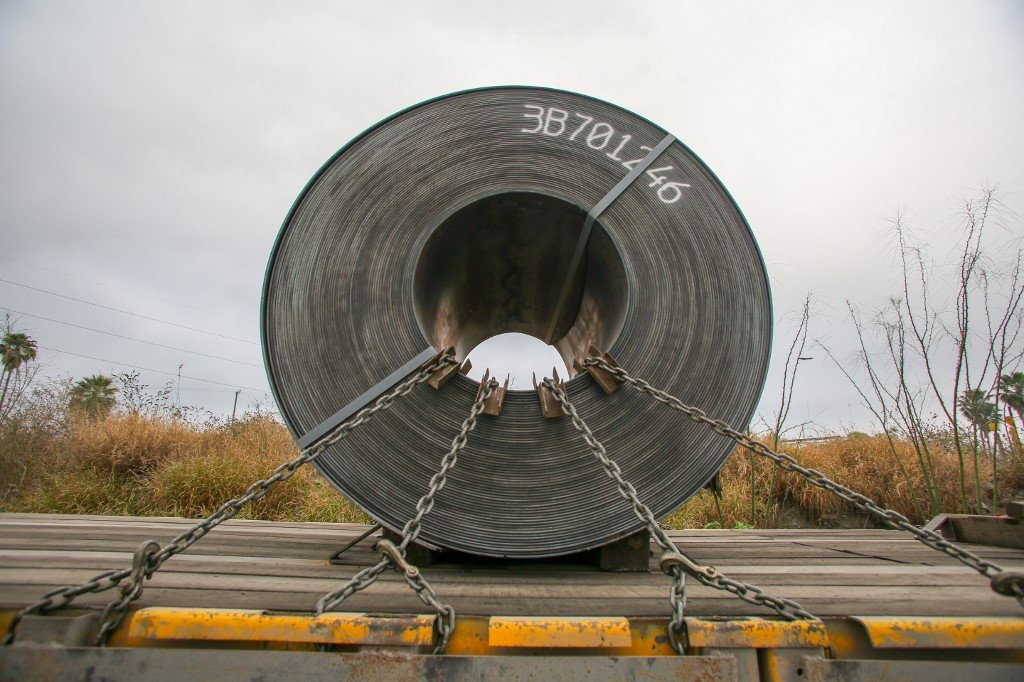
[2,187,1023,529]
[0,366,367,524]
[0,369,1020,529]
[667,433,1023,529]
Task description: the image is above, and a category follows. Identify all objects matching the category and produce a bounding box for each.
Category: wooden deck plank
[1,586,1020,618]
[2,514,1022,619]
[2,537,942,559]
[5,537,1019,569]
[3,550,1008,583]
[0,571,1009,603]
[0,563,999,588]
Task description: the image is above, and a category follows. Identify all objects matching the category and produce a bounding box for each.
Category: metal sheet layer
[261,86,772,557]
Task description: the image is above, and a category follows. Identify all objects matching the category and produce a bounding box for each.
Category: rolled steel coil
[262,86,771,558]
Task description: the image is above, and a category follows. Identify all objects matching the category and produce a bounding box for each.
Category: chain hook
[314,378,495,655]
[376,538,420,580]
[6,358,454,645]
[545,372,817,640]
[588,355,1024,612]
[95,540,161,645]
[129,540,161,583]
[659,551,717,582]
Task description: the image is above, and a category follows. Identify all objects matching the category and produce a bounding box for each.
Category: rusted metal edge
[475,370,509,417]
[684,617,830,649]
[533,368,566,418]
[573,345,623,394]
[422,346,472,390]
[122,608,436,646]
[850,616,1024,649]
[488,616,631,648]
[10,609,1024,660]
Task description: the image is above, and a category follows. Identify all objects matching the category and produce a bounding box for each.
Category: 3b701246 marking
[520,105,690,204]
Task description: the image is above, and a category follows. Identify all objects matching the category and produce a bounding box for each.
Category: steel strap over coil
[262,86,773,558]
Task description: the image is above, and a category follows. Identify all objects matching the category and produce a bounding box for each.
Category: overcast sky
[1,1,1022,430]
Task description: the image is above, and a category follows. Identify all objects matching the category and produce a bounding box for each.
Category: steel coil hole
[412,191,627,383]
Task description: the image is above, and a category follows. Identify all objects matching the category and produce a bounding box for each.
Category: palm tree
[999,372,1024,422]
[0,331,38,413]
[960,387,999,511]
[999,372,1024,456]
[70,374,118,419]
[960,388,997,450]
[960,388,997,425]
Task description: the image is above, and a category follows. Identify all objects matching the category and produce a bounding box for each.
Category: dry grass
[666,433,1024,529]
[3,411,368,524]
[3,406,1021,530]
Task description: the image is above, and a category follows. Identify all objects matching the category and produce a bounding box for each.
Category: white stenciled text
[520,105,690,204]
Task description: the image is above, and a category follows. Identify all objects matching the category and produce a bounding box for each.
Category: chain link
[1,569,130,645]
[17,350,1014,653]
[667,565,686,652]
[2,355,457,646]
[316,378,498,654]
[542,379,814,655]
[94,540,160,645]
[584,357,1024,609]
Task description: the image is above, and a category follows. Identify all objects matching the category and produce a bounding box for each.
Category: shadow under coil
[261,87,772,558]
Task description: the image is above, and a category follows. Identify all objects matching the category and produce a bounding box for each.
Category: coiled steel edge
[261,86,772,558]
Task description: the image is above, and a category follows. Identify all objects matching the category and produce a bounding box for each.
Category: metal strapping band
[544,133,677,343]
[296,347,436,448]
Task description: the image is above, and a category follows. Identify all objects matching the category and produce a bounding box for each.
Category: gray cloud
[1,0,1022,426]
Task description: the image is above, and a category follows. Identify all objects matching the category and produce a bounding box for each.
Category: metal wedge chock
[476,370,509,416]
[533,368,566,418]
[574,345,622,394]
[420,346,468,390]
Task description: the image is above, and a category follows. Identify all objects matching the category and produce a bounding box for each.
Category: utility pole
[231,389,241,424]
[176,363,183,410]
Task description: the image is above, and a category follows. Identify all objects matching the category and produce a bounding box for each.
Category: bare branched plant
[821,187,1024,516]
[760,294,812,525]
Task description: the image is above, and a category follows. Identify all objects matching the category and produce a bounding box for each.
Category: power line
[39,345,267,392]
[176,385,271,394]
[0,255,257,325]
[2,307,262,368]
[0,277,258,345]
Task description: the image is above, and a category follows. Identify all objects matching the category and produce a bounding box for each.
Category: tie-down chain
[1,354,461,648]
[7,349,1020,655]
[315,377,498,654]
[579,355,1024,609]
[540,378,815,655]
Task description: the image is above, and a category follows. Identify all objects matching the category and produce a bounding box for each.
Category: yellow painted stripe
[488,616,631,648]
[21,606,1016,655]
[684,618,830,649]
[122,608,434,646]
[853,617,1024,649]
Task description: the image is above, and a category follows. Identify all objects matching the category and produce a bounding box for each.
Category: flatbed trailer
[1,513,1023,680]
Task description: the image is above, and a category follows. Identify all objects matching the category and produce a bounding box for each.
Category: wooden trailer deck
[2,513,1024,680]
[2,513,1023,618]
